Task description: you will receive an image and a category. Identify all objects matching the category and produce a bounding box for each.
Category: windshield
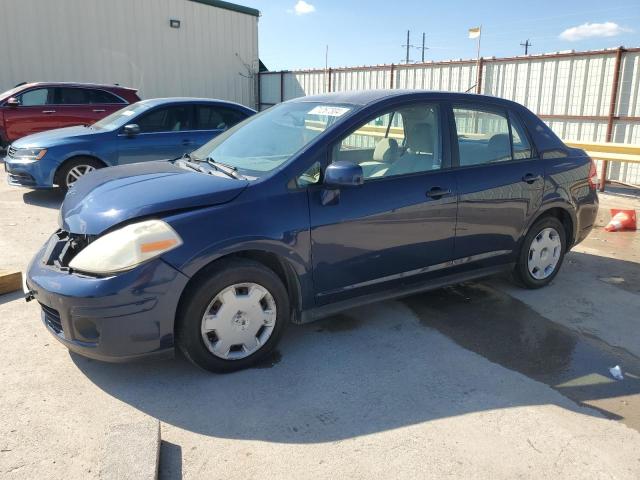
[92,101,154,130]
[191,102,354,178]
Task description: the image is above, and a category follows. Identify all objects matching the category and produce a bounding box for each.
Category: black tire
[513,216,567,289]
[56,157,104,190]
[176,258,290,373]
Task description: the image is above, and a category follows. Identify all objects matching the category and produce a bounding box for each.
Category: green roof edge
[188,0,260,17]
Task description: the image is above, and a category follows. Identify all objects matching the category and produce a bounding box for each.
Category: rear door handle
[92,109,106,113]
[182,139,193,146]
[426,186,452,199]
[522,173,542,184]
[42,110,56,114]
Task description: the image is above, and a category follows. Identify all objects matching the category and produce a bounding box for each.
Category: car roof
[17,81,137,92]
[289,89,526,110]
[133,97,254,110]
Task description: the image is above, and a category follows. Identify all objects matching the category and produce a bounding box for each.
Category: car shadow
[72,285,625,444]
[22,189,65,209]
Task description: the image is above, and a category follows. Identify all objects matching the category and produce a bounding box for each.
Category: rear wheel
[56,157,104,189]
[513,216,566,289]
[176,258,289,373]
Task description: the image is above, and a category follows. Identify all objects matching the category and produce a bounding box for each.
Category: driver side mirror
[324,161,364,188]
[123,124,140,136]
[6,97,20,107]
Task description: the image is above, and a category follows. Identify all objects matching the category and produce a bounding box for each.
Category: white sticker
[309,106,350,117]
[121,110,135,116]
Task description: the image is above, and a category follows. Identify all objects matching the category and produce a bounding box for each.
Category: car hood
[12,125,96,148]
[61,161,249,235]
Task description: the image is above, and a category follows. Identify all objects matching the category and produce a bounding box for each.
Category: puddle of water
[404,283,640,431]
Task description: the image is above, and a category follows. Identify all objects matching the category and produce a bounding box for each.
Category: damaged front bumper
[26,231,190,362]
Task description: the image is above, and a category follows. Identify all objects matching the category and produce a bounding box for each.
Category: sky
[248,0,640,71]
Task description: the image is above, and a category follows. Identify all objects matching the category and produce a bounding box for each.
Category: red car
[0,82,140,146]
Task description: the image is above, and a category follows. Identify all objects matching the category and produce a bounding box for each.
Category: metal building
[0,0,259,108]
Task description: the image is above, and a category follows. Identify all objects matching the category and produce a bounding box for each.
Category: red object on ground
[604,209,637,232]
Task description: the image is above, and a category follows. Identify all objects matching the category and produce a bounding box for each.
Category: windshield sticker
[121,110,135,116]
[308,106,350,117]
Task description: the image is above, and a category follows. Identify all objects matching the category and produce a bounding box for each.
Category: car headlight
[69,220,183,275]
[12,147,47,161]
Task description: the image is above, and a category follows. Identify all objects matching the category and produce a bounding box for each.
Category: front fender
[160,188,315,309]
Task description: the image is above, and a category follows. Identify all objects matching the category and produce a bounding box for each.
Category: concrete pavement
[1,179,640,479]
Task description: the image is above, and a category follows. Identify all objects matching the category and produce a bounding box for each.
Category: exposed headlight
[69,220,183,275]
[12,147,47,161]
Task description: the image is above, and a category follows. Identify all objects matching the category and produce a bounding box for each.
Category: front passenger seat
[385,123,435,176]
[362,137,399,178]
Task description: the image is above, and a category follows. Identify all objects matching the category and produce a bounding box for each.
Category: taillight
[588,158,597,190]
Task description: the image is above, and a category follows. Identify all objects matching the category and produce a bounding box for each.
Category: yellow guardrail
[564,141,640,164]
[307,121,640,164]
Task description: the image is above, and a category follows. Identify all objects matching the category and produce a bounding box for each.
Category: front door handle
[42,110,56,114]
[522,173,542,184]
[426,186,452,199]
[93,109,106,113]
[182,139,193,146]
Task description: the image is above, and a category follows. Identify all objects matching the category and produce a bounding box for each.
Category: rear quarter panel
[540,152,598,246]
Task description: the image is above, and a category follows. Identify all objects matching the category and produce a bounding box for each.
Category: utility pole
[417,32,428,62]
[401,30,414,64]
[325,44,328,71]
[520,39,532,55]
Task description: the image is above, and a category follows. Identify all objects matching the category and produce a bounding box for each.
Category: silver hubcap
[200,283,277,360]
[66,165,95,185]
[527,227,562,280]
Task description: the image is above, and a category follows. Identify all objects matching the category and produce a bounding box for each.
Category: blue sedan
[4,98,255,189]
[26,90,598,373]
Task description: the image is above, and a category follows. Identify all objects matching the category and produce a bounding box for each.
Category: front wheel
[56,157,104,190]
[176,258,290,373]
[513,216,566,289]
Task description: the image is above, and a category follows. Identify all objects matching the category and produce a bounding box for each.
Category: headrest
[373,137,399,162]
[487,134,511,160]
[406,122,434,153]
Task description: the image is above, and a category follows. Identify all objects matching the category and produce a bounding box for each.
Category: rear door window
[55,87,91,105]
[510,114,534,159]
[196,105,248,130]
[88,89,125,104]
[453,107,512,166]
[18,88,53,106]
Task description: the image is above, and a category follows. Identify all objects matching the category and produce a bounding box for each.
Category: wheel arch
[527,205,576,248]
[53,154,108,186]
[174,249,304,339]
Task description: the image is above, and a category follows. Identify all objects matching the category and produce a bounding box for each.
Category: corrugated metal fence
[258,47,640,185]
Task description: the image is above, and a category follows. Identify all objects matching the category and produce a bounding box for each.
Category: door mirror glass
[324,161,364,187]
[123,123,140,136]
[6,97,20,107]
